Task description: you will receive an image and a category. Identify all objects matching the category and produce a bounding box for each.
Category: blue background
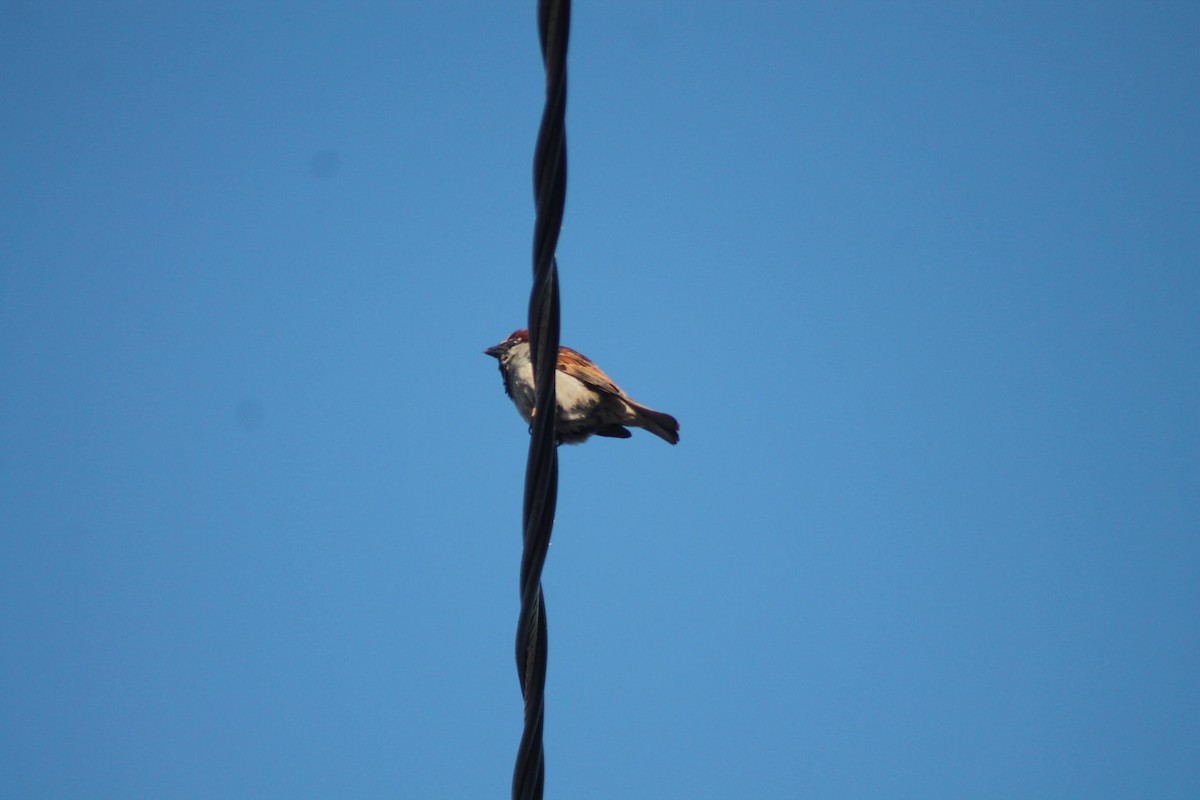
[2,2,1197,797]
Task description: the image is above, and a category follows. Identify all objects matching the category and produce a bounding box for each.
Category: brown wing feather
[557,347,626,397]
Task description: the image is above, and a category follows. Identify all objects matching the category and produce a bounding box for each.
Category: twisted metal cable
[514,2,569,799]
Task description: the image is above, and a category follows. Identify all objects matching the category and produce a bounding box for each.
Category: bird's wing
[557,347,625,397]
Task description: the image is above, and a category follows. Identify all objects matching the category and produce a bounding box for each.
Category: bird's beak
[484,344,504,359]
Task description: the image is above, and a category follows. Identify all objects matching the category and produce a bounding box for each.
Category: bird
[485,329,680,445]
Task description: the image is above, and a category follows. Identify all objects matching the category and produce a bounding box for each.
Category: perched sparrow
[485,329,680,445]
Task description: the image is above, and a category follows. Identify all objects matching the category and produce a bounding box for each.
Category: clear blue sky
[2,2,1197,797]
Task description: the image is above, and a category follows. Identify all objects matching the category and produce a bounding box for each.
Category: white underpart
[502,342,616,423]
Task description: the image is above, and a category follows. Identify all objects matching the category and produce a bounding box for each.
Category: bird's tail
[632,404,680,445]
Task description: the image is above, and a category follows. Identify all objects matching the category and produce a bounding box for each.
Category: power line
[513,2,569,799]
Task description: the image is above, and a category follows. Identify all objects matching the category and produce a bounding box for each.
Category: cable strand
[513,1,569,799]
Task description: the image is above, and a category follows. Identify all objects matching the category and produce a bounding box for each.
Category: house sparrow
[485,329,680,445]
